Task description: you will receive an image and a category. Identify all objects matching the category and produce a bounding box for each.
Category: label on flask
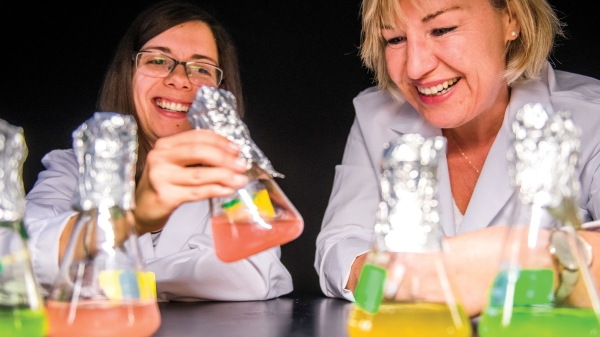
[0,248,33,306]
[490,268,554,306]
[99,270,157,301]
[222,188,275,219]
[354,263,388,314]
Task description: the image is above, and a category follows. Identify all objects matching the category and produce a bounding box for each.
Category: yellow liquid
[347,302,472,337]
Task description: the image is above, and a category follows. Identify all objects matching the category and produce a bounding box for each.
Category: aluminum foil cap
[0,119,27,222]
[508,103,581,208]
[72,113,137,211]
[374,134,446,253]
[187,86,283,178]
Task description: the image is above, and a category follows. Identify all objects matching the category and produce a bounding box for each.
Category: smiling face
[382,0,519,130]
[132,21,219,145]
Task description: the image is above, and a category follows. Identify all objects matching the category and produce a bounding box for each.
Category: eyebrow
[422,6,460,23]
[142,46,219,65]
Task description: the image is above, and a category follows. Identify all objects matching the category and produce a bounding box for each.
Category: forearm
[443,226,507,317]
[58,216,78,262]
[345,253,368,292]
[570,230,600,306]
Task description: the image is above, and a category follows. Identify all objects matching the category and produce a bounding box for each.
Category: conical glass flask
[479,104,600,336]
[45,113,160,337]
[0,119,47,337]
[347,134,471,337]
[187,86,303,262]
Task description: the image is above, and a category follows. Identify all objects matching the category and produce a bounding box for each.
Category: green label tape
[354,263,388,314]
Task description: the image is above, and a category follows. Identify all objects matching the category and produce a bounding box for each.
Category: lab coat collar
[353,87,428,136]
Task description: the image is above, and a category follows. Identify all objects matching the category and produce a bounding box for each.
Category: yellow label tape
[223,189,275,219]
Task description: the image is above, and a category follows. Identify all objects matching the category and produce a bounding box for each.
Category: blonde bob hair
[360,0,564,98]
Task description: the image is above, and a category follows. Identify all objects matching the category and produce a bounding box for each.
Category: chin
[419,112,465,129]
[158,127,192,139]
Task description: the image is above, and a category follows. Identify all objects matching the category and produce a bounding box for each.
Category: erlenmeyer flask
[479,104,600,336]
[45,113,160,337]
[347,134,471,337]
[187,86,303,262]
[0,119,47,337]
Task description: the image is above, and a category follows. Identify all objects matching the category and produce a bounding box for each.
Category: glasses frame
[133,51,224,86]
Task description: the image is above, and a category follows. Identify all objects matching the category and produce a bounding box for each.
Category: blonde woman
[316,0,600,316]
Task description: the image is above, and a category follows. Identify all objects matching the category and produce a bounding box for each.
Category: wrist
[132,210,167,236]
[549,227,592,303]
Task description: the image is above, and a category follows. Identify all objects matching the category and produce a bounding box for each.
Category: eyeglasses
[133,51,224,86]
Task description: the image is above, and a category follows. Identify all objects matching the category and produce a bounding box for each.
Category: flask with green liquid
[479,103,600,337]
[0,119,47,337]
[347,134,471,337]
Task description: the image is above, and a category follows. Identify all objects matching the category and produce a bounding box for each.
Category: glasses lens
[136,52,173,77]
[187,63,223,86]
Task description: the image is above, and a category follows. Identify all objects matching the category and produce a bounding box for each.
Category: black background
[1,0,598,297]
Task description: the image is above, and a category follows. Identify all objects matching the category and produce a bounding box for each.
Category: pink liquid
[212,213,303,262]
[45,300,160,337]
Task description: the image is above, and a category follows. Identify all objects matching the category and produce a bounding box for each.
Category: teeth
[156,99,190,113]
[417,77,460,96]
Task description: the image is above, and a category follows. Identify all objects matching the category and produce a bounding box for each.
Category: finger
[157,183,238,203]
[152,165,248,188]
[154,129,240,155]
[148,143,247,172]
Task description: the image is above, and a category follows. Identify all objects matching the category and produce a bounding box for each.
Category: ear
[504,1,521,42]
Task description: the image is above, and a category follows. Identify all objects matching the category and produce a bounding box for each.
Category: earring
[511,31,518,37]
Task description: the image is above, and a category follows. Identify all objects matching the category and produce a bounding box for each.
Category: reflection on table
[153,295,479,337]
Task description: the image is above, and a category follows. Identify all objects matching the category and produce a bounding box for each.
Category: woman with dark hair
[25,0,293,301]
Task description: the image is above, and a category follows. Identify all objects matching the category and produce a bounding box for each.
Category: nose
[405,36,438,80]
[164,63,192,89]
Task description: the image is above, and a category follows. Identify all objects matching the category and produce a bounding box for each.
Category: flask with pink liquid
[45,113,160,337]
[188,86,303,262]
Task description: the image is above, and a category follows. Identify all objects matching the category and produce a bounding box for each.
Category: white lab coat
[25,149,293,301]
[315,63,600,301]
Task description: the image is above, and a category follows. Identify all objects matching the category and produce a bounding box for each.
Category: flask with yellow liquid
[188,86,303,262]
[347,134,471,337]
[45,113,160,337]
[479,104,600,337]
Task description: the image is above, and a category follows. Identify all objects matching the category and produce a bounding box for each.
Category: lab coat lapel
[154,200,210,257]
[459,74,554,234]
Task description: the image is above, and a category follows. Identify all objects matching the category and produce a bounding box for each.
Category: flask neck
[244,163,271,182]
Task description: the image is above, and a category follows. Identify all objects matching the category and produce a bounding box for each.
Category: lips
[155,98,191,113]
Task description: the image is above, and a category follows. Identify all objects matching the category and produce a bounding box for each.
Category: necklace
[447,133,480,174]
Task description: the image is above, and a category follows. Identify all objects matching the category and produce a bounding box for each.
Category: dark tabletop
[152,294,479,337]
